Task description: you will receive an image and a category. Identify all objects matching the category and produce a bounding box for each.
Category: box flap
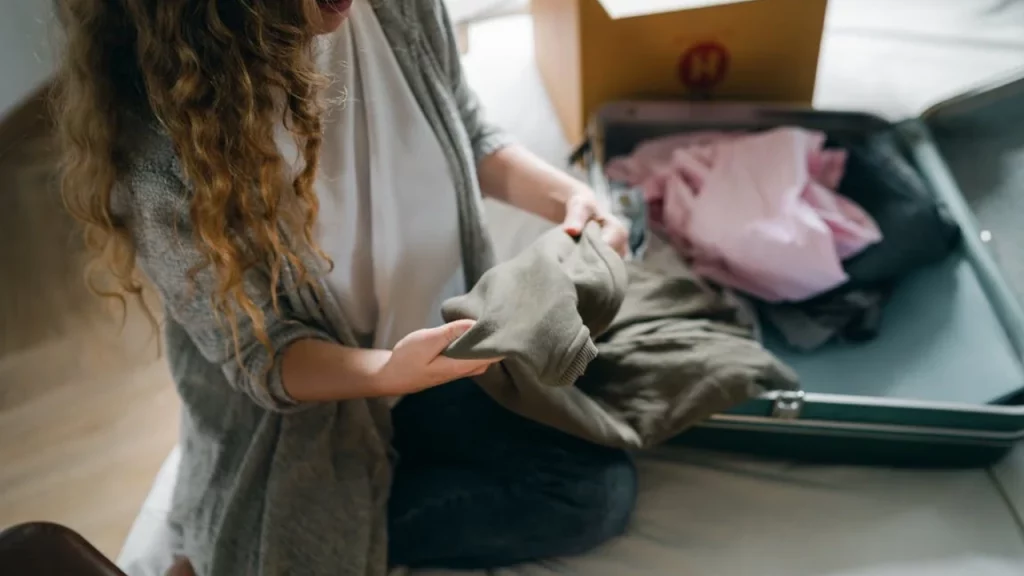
[597,0,758,20]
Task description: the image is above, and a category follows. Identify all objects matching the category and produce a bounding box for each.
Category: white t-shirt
[282,1,465,356]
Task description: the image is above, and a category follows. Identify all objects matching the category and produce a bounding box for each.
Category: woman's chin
[315,0,352,34]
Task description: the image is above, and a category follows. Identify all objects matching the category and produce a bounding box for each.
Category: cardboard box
[531,0,829,142]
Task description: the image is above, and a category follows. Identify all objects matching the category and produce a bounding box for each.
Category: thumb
[419,319,476,355]
[562,196,592,236]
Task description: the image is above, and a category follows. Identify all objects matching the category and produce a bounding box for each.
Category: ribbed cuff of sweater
[556,328,599,388]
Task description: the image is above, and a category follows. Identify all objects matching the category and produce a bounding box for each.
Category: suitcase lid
[909,71,1024,405]
[919,71,1024,325]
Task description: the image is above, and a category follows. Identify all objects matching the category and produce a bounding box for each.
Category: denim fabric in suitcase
[579,73,1024,467]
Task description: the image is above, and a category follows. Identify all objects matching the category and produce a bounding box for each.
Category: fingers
[602,222,630,257]
[431,356,501,381]
[562,194,595,236]
[441,319,476,345]
[412,319,476,356]
[464,361,494,378]
[563,195,629,258]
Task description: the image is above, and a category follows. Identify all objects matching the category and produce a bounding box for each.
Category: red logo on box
[678,42,730,91]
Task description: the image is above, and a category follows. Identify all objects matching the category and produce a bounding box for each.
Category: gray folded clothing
[443,226,799,448]
[442,222,627,387]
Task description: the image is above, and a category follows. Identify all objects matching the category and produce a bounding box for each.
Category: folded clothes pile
[606,127,961,351]
[442,224,798,449]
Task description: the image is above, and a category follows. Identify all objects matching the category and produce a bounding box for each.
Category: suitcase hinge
[771,390,805,420]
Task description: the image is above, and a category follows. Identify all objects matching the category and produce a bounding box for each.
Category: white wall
[445,0,527,24]
[0,0,56,118]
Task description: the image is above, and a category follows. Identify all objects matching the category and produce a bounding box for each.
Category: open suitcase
[578,73,1024,467]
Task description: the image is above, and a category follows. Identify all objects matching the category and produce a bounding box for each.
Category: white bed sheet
[118,1,1024,574]
[120,447,1024,576]
[469,448,1024,576]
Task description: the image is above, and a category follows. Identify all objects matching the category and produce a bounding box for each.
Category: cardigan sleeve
[426,0,514,163]
[121,158,333,413]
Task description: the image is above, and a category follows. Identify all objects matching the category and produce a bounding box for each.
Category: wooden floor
[0,95,180,559]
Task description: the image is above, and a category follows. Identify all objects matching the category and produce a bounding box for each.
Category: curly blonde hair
[55,0,329,352]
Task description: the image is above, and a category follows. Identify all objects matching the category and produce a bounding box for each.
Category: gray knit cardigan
[116,1,510,574]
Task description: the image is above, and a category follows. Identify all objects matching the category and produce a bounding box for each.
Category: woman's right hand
[376,320,500,395]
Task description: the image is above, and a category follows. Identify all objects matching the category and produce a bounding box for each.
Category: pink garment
[606,127,882,302]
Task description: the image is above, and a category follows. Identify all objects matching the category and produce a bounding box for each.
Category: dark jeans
[388,379,638,570]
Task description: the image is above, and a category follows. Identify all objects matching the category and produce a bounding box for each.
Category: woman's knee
[547,448,638,553]
[586,450,638,540]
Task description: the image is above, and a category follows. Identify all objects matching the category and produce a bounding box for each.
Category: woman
[56,0,636,574]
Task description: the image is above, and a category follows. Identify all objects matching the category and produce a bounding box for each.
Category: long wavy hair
[54,0,331,355]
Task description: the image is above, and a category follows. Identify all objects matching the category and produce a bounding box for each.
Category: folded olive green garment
[443,226,799,449]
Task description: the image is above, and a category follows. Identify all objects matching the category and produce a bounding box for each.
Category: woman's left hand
[562,191,630,257]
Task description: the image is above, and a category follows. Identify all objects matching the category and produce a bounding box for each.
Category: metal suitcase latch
[771,391,806,420]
